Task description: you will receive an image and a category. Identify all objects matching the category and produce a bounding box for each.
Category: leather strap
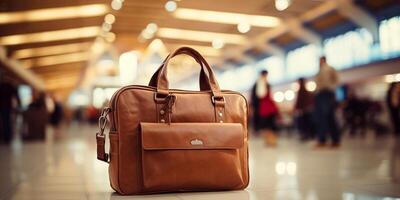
[96,133,108,162]
[153,47,222,97]
[149,63,211,91]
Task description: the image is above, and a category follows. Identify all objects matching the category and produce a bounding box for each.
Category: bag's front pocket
[140,122,245,192]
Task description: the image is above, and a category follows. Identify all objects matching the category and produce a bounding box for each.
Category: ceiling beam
[0,4,107,25]
[0,26,101,46]
[0,46,45,90]
[258,43,285,58]
[3,0,106,12]
[0,17,103,37]
[222,0,337,65]
[156,28,248,44]
[45,83,76,91]
[12,42,92,59]
[20,51,90,68]
[286,18,322,47]
[336,0,379,42]
[38,69,82,77]
[31,62,84,74]
[165,43,221,57]
[6,38,95,53]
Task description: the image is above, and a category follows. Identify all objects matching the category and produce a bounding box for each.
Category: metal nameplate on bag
[190,139,204,146]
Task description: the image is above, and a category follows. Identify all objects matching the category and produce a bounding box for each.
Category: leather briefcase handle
[149,62,211,91]
[153,47,222,97]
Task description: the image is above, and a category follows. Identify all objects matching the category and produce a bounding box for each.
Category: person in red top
[251,70,279,146]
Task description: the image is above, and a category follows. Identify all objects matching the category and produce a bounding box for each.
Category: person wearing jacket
[251,70,279,146]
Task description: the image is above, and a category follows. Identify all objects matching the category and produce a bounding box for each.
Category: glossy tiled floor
[1,123,400,200]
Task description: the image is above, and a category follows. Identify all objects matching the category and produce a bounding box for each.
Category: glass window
[379,16,400,58]
[323,28,373,69]
[219,65,258,91]
[257,56,285,84]
[286,44,320,80]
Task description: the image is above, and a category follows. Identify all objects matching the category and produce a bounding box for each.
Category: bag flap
[140,122,244,150]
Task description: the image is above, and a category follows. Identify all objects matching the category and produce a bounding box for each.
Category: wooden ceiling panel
[30,62,85,74]
[272,32,296,46]
[38,71,81,79]
[307,11,347,32]
[361,0,398,12]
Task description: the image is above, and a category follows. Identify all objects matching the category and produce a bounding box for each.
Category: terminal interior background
[1,0,400,199]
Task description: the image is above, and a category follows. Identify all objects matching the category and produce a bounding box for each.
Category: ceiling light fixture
[146,23,158,34]
[157,28,247,44]
[102,22,112,32]
[212,39,224,49]
[104,14,116,24]
[165,1,177,12]
[237,22,251,33]
[173,8,280,27]
[0,4,108,24]
[275,0,291,11]
[105,32,116,42]
[111,0,123,10]
[141,29,154,40]
[0,26,101,45]
[139,23,158,41]
[12,42,92,59]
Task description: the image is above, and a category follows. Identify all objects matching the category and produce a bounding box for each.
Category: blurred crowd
[0,80,104,144]
[251,56,400,148]
[1,57,400,146]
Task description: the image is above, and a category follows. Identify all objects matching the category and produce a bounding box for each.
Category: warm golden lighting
[0,26,101,45]
[45,78,79,90]
[166,44,221,57]
[12,42,92,59]
[21,52,90,68]
[173,8,280,27]
[157,28,247,44]
[0,4,108,24]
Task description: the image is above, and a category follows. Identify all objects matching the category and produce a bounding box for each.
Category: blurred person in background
[0,78,21,144]
[86,105,100,124]
[251,70,279,146]
[314,56,341,148]
[386,82,400,136]
[49,94,64,134]
[342,88,367,137]
[294,78,314,141]
[22,91,48,140]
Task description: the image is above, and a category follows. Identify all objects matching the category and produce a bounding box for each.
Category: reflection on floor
[0,123,400,200]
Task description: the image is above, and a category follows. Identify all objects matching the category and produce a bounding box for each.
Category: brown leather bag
[96,47,249,195]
